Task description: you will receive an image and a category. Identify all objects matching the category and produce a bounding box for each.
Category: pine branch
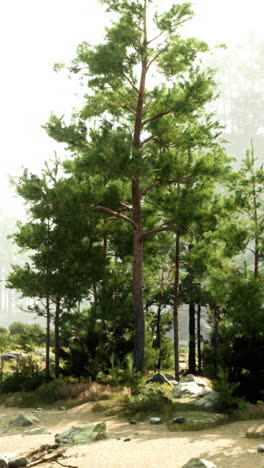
[141,174,193,195]
[142,110,172,127]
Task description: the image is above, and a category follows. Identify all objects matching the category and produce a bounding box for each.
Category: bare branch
[92,205,137,229]
[147,31,165,45]
[142,174,193,195]
[143,226,179,238]
[246,247,256,254]
[122,73,140,93]
[151,136,177,148]
[147,50,164,70]
[122,105,136,116]
[142,110,172,127]
[140,134,160,146]
[120,201,133,211]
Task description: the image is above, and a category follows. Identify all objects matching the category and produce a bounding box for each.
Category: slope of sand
[0,404,263,468]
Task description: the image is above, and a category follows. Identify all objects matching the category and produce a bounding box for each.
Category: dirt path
[0,404,263,468]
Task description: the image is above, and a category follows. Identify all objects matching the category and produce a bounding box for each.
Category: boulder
[146,372,177,386]
[9,413,39,427]
[55,422,106,445]
[172,382,211,399]
[172,416,185,424]
[150,417,162,424]
[0,353,19,362]
[257,445,264,453]
[181,374,208,387]
[195,391,221,409]
[181,458,216,468]
[24,426,51,435]
[7,457,27,468]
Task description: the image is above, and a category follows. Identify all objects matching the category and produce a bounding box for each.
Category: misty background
[1,0,263,328]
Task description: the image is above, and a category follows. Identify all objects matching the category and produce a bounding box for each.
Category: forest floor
[0,403,263,468]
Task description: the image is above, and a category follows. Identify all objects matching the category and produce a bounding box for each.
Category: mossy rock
[9,413,39,427]
[55,421,106,445]
[168,411,225,431]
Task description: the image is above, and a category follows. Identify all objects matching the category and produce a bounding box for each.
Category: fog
[0,0,263,324]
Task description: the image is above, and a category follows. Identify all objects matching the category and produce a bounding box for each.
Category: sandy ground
[0,404,263,468]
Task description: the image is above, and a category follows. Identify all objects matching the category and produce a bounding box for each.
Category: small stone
[117,438,121,440]
[59,407,66,411]
[129,420,137,425]
[123,438,131,442]
[35,408,44,412]
[150,417,162,424]
[257,444,264,453]
[49,444,59,450]
[172,417,185,424]
[8,457,27,468]
[181,458,216,468]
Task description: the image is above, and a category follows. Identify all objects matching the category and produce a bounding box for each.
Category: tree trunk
[173,232,180,381]
[197,303,202,375]
[188,300,196,374]
[45,294,51,382]
[156,299,162,372]
[211,305,220,377]
[54,296,60,379]
[131,1,148,372]
[132,177,144,372]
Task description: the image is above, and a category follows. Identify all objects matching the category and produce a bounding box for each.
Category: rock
[8,457,27,468]
[0,460,7,468]
[24,426,51,435]
[9,413,39,427]
[129,420,137,425]
[246,424,264,438]
[172,417,185,424]
[123,438,131,442]
[49,444,59,450]
[181,374,209,387]
[164,373,175,380]
[59,407,66,411]
[146,372,177,386]
[35,408,44,412]
[150,417,162,424]
[0,353,20,362]
[257,444,264,452]
[172,382,211,399]
[181,458,216,468]
[195,391,221,409]
[55,422,106,445]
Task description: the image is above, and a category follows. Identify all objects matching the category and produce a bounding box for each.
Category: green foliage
[0,356,43,393]
[123,383,171,416]
[213,368,243,412]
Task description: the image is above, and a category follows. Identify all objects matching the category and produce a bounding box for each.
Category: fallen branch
[55,460,78,468]
[27,449,66,467]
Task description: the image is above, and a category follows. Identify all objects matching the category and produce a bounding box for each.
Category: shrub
[123,383,171,415]
[213,368,244,412]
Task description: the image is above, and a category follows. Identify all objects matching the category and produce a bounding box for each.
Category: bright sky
[1,0,263,218]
